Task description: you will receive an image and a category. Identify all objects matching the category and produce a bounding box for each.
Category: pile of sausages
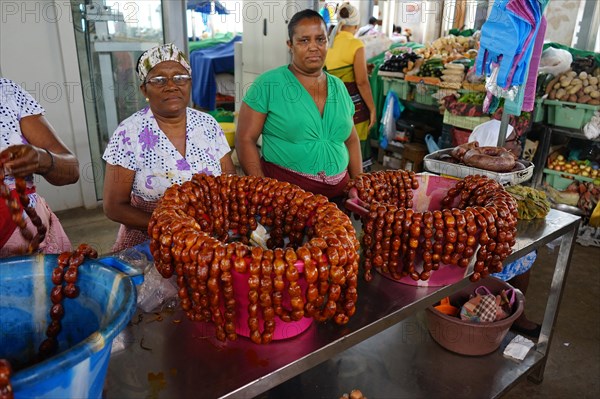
[0,170,46,254]
[448,142,519,173]
[149,174,360,344]
[347,172,518,282]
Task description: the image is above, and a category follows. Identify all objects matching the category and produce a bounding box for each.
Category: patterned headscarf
[329,2,361,48]
[136,43,191,82]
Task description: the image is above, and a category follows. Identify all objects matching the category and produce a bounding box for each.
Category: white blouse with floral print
[103,106,230,201]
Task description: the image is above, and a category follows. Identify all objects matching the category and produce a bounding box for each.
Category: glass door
[69,0,164,199]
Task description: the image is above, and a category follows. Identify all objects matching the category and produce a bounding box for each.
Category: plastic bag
[136,265,179,313]
[538,47,573,76]
[379,91,403,150]
[583,111,600,141]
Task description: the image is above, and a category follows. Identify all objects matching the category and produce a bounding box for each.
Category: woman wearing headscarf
[325,2,376,169]
[236,9,362,202]
[1,78,79,257]
[102,43,236,252]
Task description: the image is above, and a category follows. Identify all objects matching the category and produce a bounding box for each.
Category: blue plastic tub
[0,254,137,398]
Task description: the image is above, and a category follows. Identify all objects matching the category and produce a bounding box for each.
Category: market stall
[102,209,579,398]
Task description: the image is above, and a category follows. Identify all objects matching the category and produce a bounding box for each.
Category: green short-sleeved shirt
[243,65,355,176]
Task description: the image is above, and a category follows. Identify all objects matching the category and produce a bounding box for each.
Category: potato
[590,90,600,99]
[560,77,573,87]
[579,71,588,80]
[546,76,560,95]
[589,99,600,105]
[570,78,582,86]
[589,76,599,85]
[556,88,567,100]
[568,84,582,95]
[568,94,577,102]
[549,89,557,100]
[584,85,594,94]
[567,71,577,78]
[579,95,591,103]
[582,79,590,87]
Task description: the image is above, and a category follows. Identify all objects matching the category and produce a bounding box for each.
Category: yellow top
[325,31,364,71]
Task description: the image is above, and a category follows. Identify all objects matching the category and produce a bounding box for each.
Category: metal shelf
[104,209,580,398]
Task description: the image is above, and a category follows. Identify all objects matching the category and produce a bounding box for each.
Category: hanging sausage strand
[0,244,98,398]
[39,244,98,360]
[347,172,518,282]
[149,174,360,344]
[0,359,13,399]
[0,155,47,253]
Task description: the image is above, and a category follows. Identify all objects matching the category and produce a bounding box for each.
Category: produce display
[547,155,600,179]
[569,181,600,218]
[546,69,600,104]
[346,171,518,282]
[446,142,521,173]
[438,63,465,90]
[505,185,551,220]
[379,50,420,74]
[415,35,478,62]
[149,174,360,344]
[417,58,444,78]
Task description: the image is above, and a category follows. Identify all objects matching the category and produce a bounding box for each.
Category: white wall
[394,0,444,44]
[0,0,97,211]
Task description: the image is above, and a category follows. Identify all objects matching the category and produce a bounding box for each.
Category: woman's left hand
[0,144,51,177]
[368,109,377,131]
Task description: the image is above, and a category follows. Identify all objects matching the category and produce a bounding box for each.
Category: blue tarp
[190,35,242,110]
[187,1,229,15]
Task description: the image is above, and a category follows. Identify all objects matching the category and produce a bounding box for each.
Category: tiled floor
[54,204,600,399]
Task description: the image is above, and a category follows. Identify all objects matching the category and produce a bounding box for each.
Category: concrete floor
[55,205,600,399]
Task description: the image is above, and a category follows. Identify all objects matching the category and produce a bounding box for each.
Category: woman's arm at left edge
[18,114,79,185]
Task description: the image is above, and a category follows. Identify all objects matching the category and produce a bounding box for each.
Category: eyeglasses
[145,74,192,87]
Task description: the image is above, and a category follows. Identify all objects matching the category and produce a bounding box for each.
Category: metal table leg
[528,218,580,383]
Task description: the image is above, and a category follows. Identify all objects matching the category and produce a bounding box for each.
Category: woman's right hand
[0,144,52,177]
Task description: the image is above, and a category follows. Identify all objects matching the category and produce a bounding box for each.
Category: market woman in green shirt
[236,9,362,200]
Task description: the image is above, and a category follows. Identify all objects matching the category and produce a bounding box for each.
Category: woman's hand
[0,144,52,177]
[368,108,377,131]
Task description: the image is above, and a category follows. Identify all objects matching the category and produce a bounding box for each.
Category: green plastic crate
[442,111,490,130]
[382,77,411,100]
[208,108,234,123]
[533,98,545,123]
[544,100,600,130]
[543,168,599,191]
[412,83,438,106]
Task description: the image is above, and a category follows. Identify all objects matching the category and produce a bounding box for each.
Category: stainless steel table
[104,209,580,398]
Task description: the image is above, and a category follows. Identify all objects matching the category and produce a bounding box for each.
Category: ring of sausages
[450,141,479,161]
[346,172,518,283]
[149,174,360,343]
[462,146,516,172]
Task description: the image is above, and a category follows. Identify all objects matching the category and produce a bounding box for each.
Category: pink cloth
[522,16,547,112]
[112,195,157,253]
[0,193,71,257]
